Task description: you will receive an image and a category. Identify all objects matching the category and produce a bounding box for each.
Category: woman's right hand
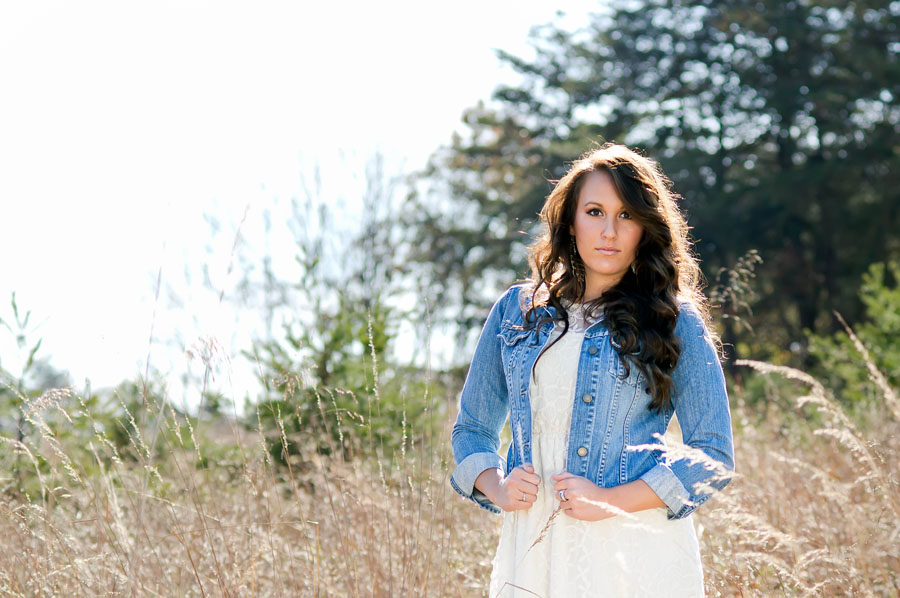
[475,464,541,512]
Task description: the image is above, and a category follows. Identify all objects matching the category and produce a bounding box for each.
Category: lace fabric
[488,306,704,598]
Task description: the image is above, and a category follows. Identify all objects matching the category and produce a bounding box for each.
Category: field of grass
[1,348,898,597]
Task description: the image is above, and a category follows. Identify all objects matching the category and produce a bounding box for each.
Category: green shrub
[807,261,900,411]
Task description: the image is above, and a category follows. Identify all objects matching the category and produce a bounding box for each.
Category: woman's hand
[552,472,617,521]
[476,464,541,512]
[552,473,665,521]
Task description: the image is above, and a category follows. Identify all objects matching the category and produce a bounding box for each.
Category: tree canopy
[406,0,900,362]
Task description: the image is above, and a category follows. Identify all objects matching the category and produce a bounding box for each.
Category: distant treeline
[402,0,899,366]
[2,0,898,470]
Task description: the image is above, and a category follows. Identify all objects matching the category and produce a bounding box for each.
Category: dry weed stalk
[0,372,486,597]
[833,311,900,423]
[737,359,899,521]
[693,354,899,597]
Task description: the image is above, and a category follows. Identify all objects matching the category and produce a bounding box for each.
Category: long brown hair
[523,142,714,411]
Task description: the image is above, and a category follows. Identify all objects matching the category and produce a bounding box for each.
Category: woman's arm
[605,479,666,513]
[638,302,736,519]
[551,473,664,521]
[449,286,519,513]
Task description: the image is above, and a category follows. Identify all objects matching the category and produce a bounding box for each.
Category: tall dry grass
[1,326,898,596]
[694,335,900,597]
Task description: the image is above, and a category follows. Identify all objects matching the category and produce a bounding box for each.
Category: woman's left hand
[551,472,618,521]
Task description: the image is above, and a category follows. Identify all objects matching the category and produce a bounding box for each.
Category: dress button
[588,346,598,355]
[582,393,593,404]
[577,446,588,457]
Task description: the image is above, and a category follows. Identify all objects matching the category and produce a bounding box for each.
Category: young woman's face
[569,170,644,298]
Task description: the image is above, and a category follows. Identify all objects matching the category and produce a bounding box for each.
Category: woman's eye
[588,208,602,217]
[619,211,632,219]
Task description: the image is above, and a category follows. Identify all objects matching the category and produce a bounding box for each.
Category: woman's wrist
[474,467,504,504]
[606,479,665,513]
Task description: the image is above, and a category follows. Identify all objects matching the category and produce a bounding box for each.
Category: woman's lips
[596,248,620,255]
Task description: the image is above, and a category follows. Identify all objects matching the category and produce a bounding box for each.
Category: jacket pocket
[608,350,642,386]
[607,336,626,378]
[498,322,531,347]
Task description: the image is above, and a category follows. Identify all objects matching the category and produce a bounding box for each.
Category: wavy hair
[522,143,714,411]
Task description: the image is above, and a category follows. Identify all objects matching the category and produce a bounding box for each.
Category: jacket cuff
[640,463,695,520]
[449,452,504,514]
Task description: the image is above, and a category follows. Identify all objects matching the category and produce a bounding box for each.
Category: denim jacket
[450,283,735,519]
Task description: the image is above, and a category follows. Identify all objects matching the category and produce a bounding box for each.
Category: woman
[449,143,735,597]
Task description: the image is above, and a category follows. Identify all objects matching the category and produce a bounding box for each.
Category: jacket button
[582,393,593,404]
[577,447,588,457]
[588,346,598,355]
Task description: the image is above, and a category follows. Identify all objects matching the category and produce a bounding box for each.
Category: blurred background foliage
[2,0,898,471]
[2,3,899,594]
[403,0,899,370]
[807,261,900,412]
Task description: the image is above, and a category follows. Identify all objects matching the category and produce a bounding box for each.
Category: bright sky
[0,1,594,407]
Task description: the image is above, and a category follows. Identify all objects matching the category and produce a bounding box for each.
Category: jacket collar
[517,290,609,337]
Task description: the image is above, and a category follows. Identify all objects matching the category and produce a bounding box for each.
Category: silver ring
[521,492,526,502]
[558,489,567,502]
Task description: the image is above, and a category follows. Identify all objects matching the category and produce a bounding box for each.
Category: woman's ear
[569,224,575,236]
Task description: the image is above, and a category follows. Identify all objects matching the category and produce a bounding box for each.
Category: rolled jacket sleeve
[640,302,735,519]
[449,287,517,514]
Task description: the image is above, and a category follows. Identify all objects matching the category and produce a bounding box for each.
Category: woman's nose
[602,218,617,239]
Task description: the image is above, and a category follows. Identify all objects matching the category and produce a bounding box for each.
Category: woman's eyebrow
[583,201,623,210]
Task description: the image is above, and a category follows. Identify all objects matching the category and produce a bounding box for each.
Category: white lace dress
[488,305,705,598]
